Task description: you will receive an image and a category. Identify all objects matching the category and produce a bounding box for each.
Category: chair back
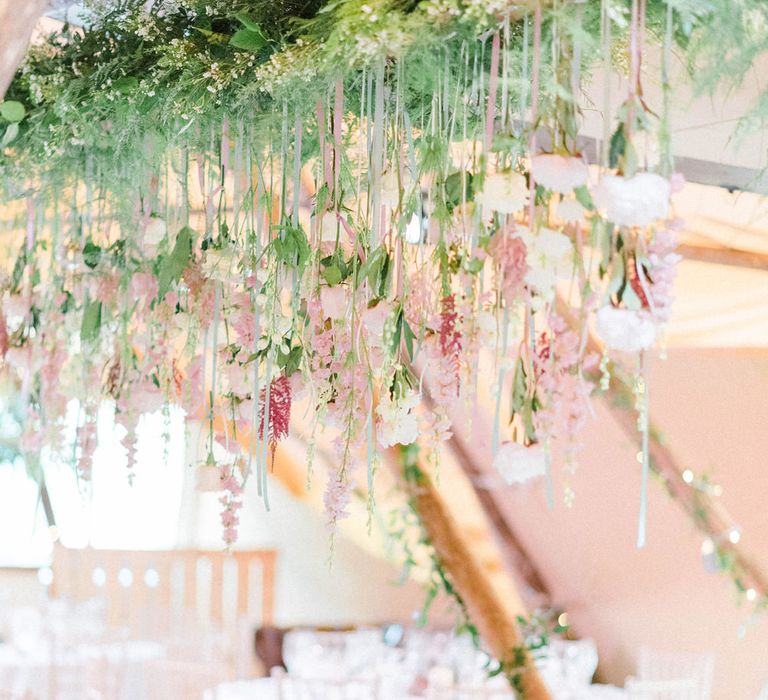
[271,667,381,699]
[627,648,715,700]
[50,544,276,638]
[144,659,229,700]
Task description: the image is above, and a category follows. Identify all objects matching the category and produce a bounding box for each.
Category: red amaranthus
[438,295,462,396]
[258,374,292,460]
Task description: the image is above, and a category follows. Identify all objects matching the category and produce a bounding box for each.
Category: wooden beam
[418,383,551,602]
[388,447,552,700]
[676,243,768,271]
[556,297,768,597]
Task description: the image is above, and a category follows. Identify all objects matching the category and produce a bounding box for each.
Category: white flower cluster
[253,42,322,96]
[493,442,547,486]
[422,0,461,21]
[376,389,420,448]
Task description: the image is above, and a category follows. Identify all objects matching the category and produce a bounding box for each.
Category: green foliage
[157,226,194,299]
[0,101,25,123]
[80,299,102,343]
[273,225,310,272]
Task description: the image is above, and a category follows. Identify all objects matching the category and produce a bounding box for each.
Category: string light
[728,527,741,545]
[682,469,694,484]
[746,588,757,602]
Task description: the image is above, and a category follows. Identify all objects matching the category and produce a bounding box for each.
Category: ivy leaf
[322,264,342,286]
[278,226,310,271]
[157,226,194,299]
[283,346,302,376]
[443,170,473,210]
[230,28,266,52]
[0,101,25,123]
[82,240,102,269]
[80,300,102,343]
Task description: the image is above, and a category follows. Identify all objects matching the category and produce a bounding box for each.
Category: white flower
[144,217,167,245]
[595,306,657,353]
[520,227,574,297]
[479,172,528,214]
[195,464,222,492]
[475,310,497,347]
[593,173,670,227]
[494,442,547,485]
[556,198,586,223]
[377,389,420,448]
[531,154,589,193]
[203,247,238,283]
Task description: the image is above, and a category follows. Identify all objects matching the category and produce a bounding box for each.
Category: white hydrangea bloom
[593,173,670,227]
[596,306,657,353]
[479,172,528,214]
[531,154,589,193]
[494,442,547,485]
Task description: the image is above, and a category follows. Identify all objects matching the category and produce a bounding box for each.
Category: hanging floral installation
[0,0,763,581]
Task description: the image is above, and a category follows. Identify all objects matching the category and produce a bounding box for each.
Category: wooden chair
[50,545,276,632]
[49,545,277,679]
[626,648,715,700]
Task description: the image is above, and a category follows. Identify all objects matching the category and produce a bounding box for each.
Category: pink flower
[438,295,462,396]
[3,295,30,320]
[324,473,353,530]
[94,275,119,304]
[258,374,292,460]
[231,308,257,347]
[669,172,686,194]
[130,273,158,309]
[489,232,528,304]
[362,302,389,343]
[5,346,32,372]
[320,286,347,319]
[196,463,222,492]
[225,362,250,396]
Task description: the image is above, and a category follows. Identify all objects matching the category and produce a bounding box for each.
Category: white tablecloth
[207,677,626,700]
[0,639,165,700]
